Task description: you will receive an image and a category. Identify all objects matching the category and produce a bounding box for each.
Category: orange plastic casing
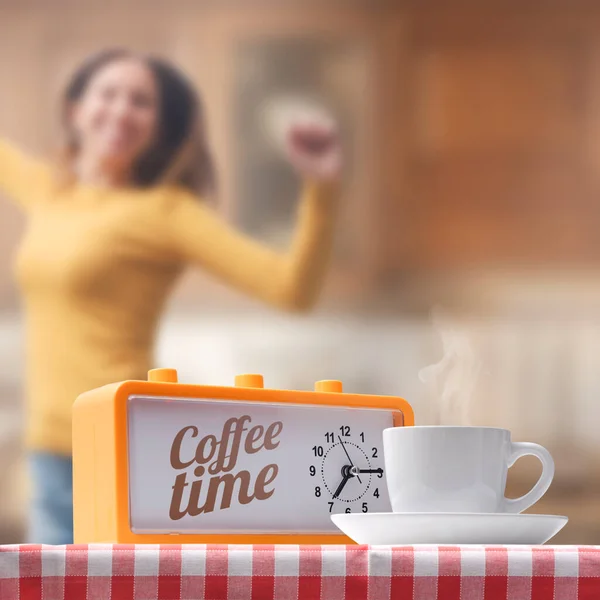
[72,372,414,544]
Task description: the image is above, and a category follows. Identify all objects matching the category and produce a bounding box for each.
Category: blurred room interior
[1,0,600,544]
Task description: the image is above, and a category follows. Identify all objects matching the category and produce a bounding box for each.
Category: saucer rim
[330,512,569,546]
[331,512,569,521]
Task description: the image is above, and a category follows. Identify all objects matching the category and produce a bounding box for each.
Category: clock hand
[338,436,362,484]
[355,468,384,475]
[332,473,351,499]
[333,464,357,499]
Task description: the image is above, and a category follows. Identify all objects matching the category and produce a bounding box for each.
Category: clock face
[127,395,397,534]
[313,428,387,514]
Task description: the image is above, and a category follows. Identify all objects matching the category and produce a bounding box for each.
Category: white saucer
[331,512,568,545]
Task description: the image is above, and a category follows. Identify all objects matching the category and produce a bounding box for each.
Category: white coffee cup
[382,426,555,513]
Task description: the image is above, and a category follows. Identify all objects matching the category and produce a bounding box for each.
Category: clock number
[377,470,384,479]
[313,446,324,457]
[309,466,316,476]
[360,432,365,443]
[374,488,380,498]
[328,502,334,513]
[372,447,378,458]
[339,425,350,437]
[345,507,351,513]
[362,502,368,513]
[315,487,322,498]
[325,432,334,443]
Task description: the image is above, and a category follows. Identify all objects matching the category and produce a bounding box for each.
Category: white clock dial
[309,426,389,516]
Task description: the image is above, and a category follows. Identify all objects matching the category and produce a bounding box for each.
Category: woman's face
[71,58,159,170]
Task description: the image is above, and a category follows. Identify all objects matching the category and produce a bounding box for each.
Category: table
[1,544,599,599]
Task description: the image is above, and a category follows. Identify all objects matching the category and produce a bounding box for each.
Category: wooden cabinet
[379,10,600,273]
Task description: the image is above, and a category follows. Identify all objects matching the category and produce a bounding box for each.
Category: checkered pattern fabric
[0,544,598,599]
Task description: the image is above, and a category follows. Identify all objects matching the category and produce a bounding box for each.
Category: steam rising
[419,313,483,425]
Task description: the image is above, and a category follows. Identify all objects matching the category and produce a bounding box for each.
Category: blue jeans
[28,452,73,545]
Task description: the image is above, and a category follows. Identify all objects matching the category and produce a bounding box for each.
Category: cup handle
[503,442,555,514]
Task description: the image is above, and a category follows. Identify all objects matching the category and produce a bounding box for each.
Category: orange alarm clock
[72,369,414,544]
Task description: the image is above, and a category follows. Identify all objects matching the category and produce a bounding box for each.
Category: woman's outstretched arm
[160,119,342,311]
[0,138,49,210]
[161,179,339,312]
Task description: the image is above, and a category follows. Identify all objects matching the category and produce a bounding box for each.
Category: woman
[0,48,341,544]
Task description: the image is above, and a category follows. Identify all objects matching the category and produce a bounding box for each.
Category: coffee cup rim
[385,426,510,433]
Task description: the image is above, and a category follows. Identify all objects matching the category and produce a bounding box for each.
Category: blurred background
[1,0,600,544]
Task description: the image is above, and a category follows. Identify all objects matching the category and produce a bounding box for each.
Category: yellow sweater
[0,139,338,455]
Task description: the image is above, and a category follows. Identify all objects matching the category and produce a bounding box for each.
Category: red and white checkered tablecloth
[0,544,599,600]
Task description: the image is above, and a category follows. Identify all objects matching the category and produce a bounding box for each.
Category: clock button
[235,374,264,388]
[315,380,343,393]
[148,368,178,383]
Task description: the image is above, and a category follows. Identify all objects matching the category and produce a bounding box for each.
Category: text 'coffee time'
[168,416,283,520]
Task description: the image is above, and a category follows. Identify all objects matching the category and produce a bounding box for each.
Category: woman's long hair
[59,48,215,196]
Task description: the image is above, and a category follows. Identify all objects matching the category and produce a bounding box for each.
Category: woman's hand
[284,120,342,182]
